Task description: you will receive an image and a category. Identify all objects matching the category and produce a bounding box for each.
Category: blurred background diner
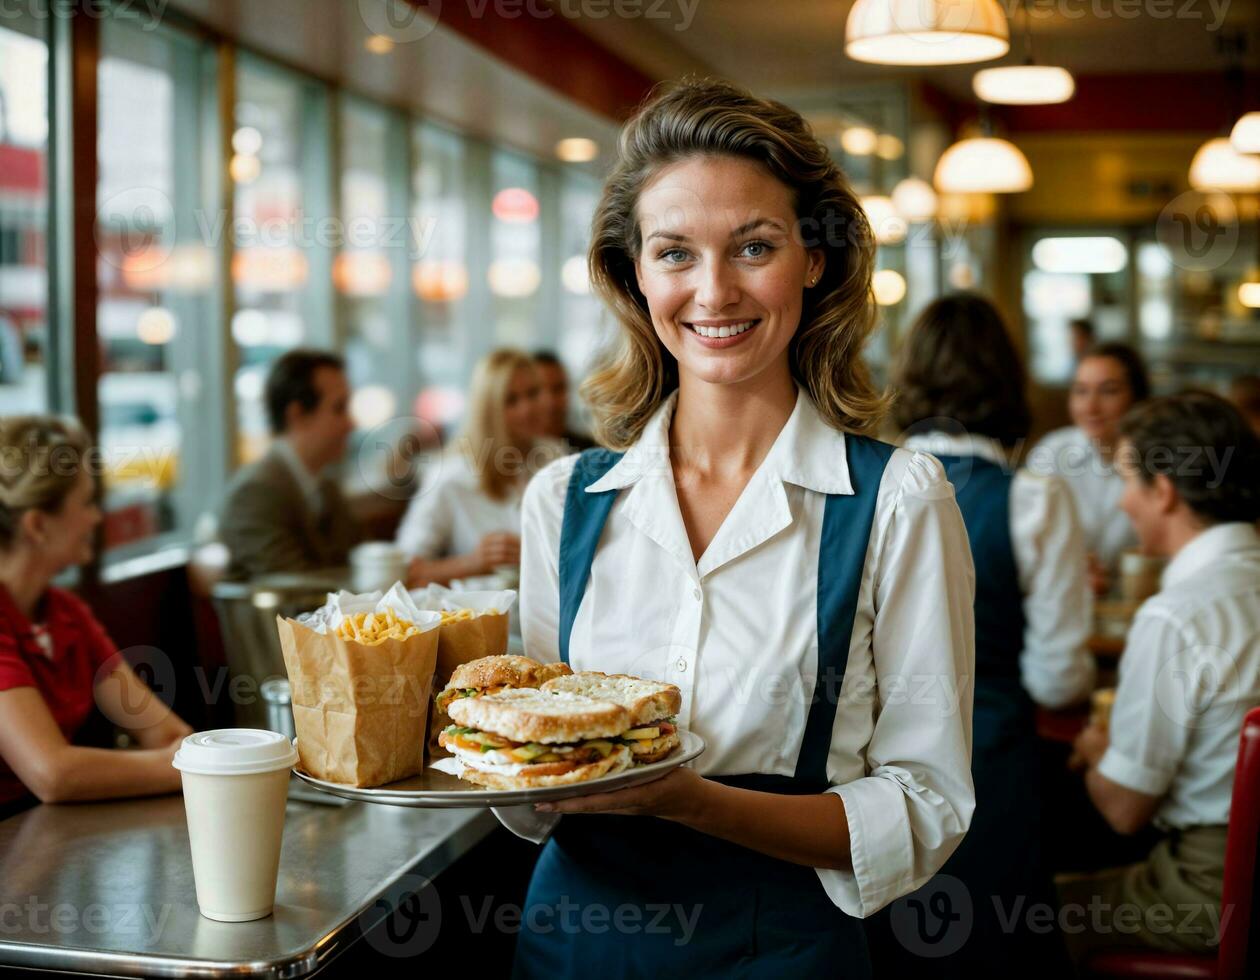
[2,0,1260,975]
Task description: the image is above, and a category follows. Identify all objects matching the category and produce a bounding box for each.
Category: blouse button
[692,587,701,601]
[676,658,688,672]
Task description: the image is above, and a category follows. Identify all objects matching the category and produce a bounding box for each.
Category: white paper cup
[351,542,407,593]
[173,729,298,922]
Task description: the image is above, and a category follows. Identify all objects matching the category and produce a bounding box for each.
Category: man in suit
[219,350,361,580]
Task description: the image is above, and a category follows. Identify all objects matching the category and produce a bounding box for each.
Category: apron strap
[557,448,625,664]
[795,434,895,787]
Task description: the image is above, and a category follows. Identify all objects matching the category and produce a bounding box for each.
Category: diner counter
[0,786,498,978]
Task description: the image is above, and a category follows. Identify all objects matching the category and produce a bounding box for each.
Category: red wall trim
[922,74,1260,135]
[404,0,659,121]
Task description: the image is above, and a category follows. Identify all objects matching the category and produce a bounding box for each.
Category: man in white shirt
[1058,391,1260,961]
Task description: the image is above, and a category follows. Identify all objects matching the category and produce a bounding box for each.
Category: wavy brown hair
[892,292,1031,447]
[582,76,885,449]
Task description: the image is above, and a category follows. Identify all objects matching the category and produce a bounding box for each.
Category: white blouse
[518,387,977,918]
[1100,522,1260,829]
[903,432,1095,708]
[1027,425,1138,573]
[395,440,562,560]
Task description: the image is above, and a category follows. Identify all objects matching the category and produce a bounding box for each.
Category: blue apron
[512,437,895,979]
[864,454,1067,978]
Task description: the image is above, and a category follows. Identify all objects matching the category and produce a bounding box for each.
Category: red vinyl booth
[1084,706,1260,980]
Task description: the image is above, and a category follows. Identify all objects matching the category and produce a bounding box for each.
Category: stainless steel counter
[0,789,498,977]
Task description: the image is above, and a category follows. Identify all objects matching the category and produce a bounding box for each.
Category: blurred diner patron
[1069,317,1096,364]
[219,349,361,580]
[0,417,193,814]
[1227,374,1260,437]
[868,293,1091,975]
[1029,342,1151,595]
[533,350,594,451]
[397,349,562,586]
[1058,392,1260,962]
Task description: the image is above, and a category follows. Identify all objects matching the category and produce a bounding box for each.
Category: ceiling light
[872,269,907,305]
[1189,136,1260,192]
[365,35,394,55]
[934,137,1032,193]
[891,177,938,222]
[1239,281,1260,309]
[229,153,261,184]
[1230,112,1260,154]
[860,195,908,245]
[876,134,904,160]
[555,138,599,163]
[841,126,878,156]
[973,64,1075,105]
[1032,237,1127,275]
[846,0,1009,66]
[231,126,262,156]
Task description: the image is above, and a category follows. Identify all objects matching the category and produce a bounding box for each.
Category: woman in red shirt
[0,416,192,813]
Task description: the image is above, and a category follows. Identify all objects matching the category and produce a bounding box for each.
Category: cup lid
[173,729,298,776]
[352,541,404,561]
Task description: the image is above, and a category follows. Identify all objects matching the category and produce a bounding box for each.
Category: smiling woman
[0,416,193,815]
[511,78,977,979]
[584,78,884,450]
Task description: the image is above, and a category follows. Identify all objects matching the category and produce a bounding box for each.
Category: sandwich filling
[440,725,628,774]
[440,718,676,770]
[434,685,507,713]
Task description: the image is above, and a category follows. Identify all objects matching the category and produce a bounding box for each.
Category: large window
[557,171,609,382]
[339,99,401,425]
[96,18,219,552]
[30,3,611,568]
[412,121,472,430]
[232,61,332,463]
[0,15,49,415]
[489,149,542,349]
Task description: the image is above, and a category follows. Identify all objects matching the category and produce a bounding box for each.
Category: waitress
[513,78,976,977]
[869,293,1094,976]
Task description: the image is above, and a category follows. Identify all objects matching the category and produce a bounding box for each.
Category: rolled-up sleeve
[1097,611,1188,797]
[816,450,977,917]
[1011,471,1096,709]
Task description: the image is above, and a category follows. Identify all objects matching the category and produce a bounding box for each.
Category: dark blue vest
[512,436,896,979]
[935,454,1026,687]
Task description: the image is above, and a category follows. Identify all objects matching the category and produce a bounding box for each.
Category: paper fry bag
[410,587,516,754]
[277,611,440,787]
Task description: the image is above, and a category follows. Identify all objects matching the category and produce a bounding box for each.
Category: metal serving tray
[293,730,704,808]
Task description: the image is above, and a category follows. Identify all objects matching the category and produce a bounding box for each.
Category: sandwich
[434,655,572,714]
[440,688,633,789]
[541,671,681,764]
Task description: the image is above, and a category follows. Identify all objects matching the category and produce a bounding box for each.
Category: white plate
[292,730,704,808]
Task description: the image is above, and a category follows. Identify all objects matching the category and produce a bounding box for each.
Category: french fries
[335,608,425,645]
[438,607,500,624]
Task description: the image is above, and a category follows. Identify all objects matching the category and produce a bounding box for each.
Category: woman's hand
[1087,552,1110,597]
[1069,721,1110,771]
[474,532,521,572]
[534,767,708,822]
